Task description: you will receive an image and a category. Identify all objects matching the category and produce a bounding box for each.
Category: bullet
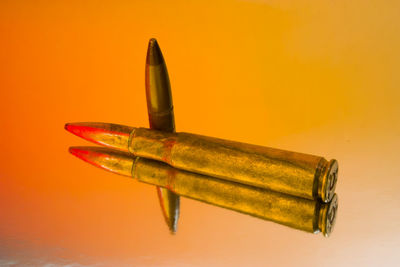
[65,123,338,203]
[69,146,338,236]
[145,38,179,233]
[145,38,175,131]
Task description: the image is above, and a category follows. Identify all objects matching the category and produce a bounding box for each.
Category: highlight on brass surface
[145,38,180,234]
[69,146,338,236]
[65,122,338,203]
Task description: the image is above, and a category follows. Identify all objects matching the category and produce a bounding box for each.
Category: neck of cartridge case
[128,128,176,164]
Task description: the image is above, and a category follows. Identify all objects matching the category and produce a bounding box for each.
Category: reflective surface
[1,0,399,266]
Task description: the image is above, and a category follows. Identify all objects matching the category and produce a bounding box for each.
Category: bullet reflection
[69,146,338,236]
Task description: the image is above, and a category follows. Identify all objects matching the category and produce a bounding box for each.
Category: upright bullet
[69,146,338,236]
[145,38,175,131]
[65,122,338,203]
[145,38,179,233]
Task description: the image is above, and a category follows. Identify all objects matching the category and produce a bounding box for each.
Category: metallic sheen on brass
[69,146,338,236]
[128,128,338,202]
[65,123,338,202]
[145,38,179,233]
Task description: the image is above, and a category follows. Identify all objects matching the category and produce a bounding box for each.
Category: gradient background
[0,0,399,266]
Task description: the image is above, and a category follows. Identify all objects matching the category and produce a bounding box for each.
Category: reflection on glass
[69,146,338,236]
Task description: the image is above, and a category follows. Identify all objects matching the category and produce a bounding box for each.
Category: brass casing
[129,128,338,202]
[132,157,338,236]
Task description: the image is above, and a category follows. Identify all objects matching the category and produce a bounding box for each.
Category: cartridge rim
[319,159,338,202]
[319,194,338,237]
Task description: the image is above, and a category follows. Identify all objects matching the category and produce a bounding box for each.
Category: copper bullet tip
[147,38,164,66]
[65,122,133,151]
[69,146,135,177]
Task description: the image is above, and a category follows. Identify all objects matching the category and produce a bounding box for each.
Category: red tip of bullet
[69,146,106,170]
[69,146,135,177]
[65,122,133,151]
[65,123,104,144]
[69,146,90,160]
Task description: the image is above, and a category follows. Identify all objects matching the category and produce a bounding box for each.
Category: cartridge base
[318,159,338,202]
[318,194,338,237]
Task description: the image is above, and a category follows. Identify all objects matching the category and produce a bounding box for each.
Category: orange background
[0,0,399,266]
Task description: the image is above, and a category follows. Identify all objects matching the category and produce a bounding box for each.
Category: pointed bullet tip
[68,146,135,177]
[64,122,133,151]
[69,146,89,161]
[68,146,80,155]
[169,229,177,235]
[149,38,157,46]
[65,123,77,133]
[146,38,164,66]
[64,122,80,136]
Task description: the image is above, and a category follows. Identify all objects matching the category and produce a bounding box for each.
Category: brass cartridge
[65,123,338,203]
[128,128,338,202]
[145,38,179,233]
[69,146,338,236]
